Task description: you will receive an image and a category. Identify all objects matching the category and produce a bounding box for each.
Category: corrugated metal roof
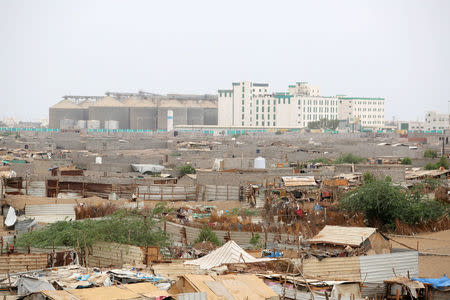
[184,241,271,269]
[90,96,125,107]
[281,176,317,187]
[309,225,377,247]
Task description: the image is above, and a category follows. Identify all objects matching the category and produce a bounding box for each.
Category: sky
[0,0,449,122]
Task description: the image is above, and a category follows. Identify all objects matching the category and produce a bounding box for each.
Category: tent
[184,240,271,270]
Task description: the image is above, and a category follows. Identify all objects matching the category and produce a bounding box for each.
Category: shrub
[250,233,262,249]
[169,151,181,156]
[308,157,332,164]
[424,162,439,170]
[400,157,412,165]
[179,164,195,175]
[438,156,449,169]
[334,153,366,164]
[195,226,221,246]
[424,149,438,159]
[275,131,282,135]
[362,172,376,184]
[340,178,448,229]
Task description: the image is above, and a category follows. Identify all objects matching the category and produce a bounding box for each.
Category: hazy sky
[1,0,449,122]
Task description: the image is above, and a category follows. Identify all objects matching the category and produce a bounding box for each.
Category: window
[256,100,259,105]
[256,121,258,126]
[242,114,244,119]
[298,100,300,105]
[262,107,264,112]
[262,100,264,105]
[242,121,244,125]
[242,106,244,112]
[256,107,259,112]
[242,100,244,105]
[256,114,259,120]
[262,121,265,126]
[262,114,264,119]
[288,99,291,104]
[268,100,270,105]
[268,107,270,112]
[273,114,276,120]
[219,92,222,97]
[242,87,244,92]
[273,106,276,112]
[278,99,280,104]
[268,114,270,120]
[273,122,276,126]
[283,99,285,104]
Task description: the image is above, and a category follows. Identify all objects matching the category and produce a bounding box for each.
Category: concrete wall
[334,164,405,182]
[129,107,158,130]
[187,108,204,125]
[204,108,218,125]
[49,108,87,128]
[88,107,130,129]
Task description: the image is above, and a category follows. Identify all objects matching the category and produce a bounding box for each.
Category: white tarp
[185,240,272,270]
[131,164,165,174]
[18,277,56,296]
[5,206,17,227]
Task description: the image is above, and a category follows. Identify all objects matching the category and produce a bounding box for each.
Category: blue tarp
[412,275,450,290]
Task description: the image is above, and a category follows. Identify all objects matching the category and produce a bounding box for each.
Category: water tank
[87,120,100,129]
[105,120,119,130]
[59,119,74,129]
[76,120,86,129]
[254,156,266,169]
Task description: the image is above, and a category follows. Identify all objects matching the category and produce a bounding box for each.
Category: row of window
[304,114,337,121]
[357,115,384,119]
[355,101,383,105]
[356,108,384,112]
[304,107,336,113]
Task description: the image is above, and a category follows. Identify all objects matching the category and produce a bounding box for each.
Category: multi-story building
[424,111,449,131]
[218,81,385,128]
[337,97,385,127]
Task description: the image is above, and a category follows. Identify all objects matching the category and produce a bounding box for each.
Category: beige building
[218,81,385,128]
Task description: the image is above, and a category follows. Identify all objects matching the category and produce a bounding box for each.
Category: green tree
[362,172,376,184]
[179,164,196,176]
[250,233,262,249]
[438,156,449,169]
[195,226,221,246]
[424,149,438,158]
[340,178,448,229]
[400,157,412,165]
[334,153,366,164]
[16,205,171,249]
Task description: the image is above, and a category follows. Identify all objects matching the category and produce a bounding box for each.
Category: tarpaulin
[17,277,55,296]
[412,275,450,291]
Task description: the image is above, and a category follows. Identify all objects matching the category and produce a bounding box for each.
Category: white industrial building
[218,81,385,128]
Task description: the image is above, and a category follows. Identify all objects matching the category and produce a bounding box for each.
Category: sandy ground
[388,230,450,277]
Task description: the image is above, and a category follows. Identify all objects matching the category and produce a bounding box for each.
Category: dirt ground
[388,230,450,278]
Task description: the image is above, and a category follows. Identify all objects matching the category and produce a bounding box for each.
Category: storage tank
[167,110,174,131]
[254,157,266,169]
[105,120,119,130]
[87,120,100,129]
[76,120,86,129]
[59,119,74,129]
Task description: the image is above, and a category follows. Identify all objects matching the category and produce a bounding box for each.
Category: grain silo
[158,99,188,130]
[126,97,158,130]
[88,97,130,129]
[49,100,85,129]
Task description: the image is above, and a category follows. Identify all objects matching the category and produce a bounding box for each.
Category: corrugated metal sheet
[137,185,196,201]
[282,176,317,187]
[203,185,239,201]
[303,256,361,281]
[88,241,145,267]
[27,181,46,197]
[0,253,48,274]
[268,283,327,300]
[177,292,207,300]
[359,250,419,283]
[25,204,76,223]
[309,225,376,247]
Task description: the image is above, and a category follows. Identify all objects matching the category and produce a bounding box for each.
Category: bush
[250,233,262,249]
[308,157,332,164]
[424,149,438,158]
[400,157,412,165]
[424,162,439,170]
[438,156,449,169]
[195,226,221,246]
[362,172,376,184]
[169,151,181,156]
[334,153,366,164]
[179,164,195,175]
[340,178,448,229]
[275,131,282,135]
[16,205,171,249]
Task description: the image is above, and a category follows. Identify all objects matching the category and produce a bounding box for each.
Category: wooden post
[417,241,419,251]
[396,288,399,300]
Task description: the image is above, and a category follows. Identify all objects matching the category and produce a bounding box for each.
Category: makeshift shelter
[171,274,278,300]
[308,225,390,254]
[184,240,271,270]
